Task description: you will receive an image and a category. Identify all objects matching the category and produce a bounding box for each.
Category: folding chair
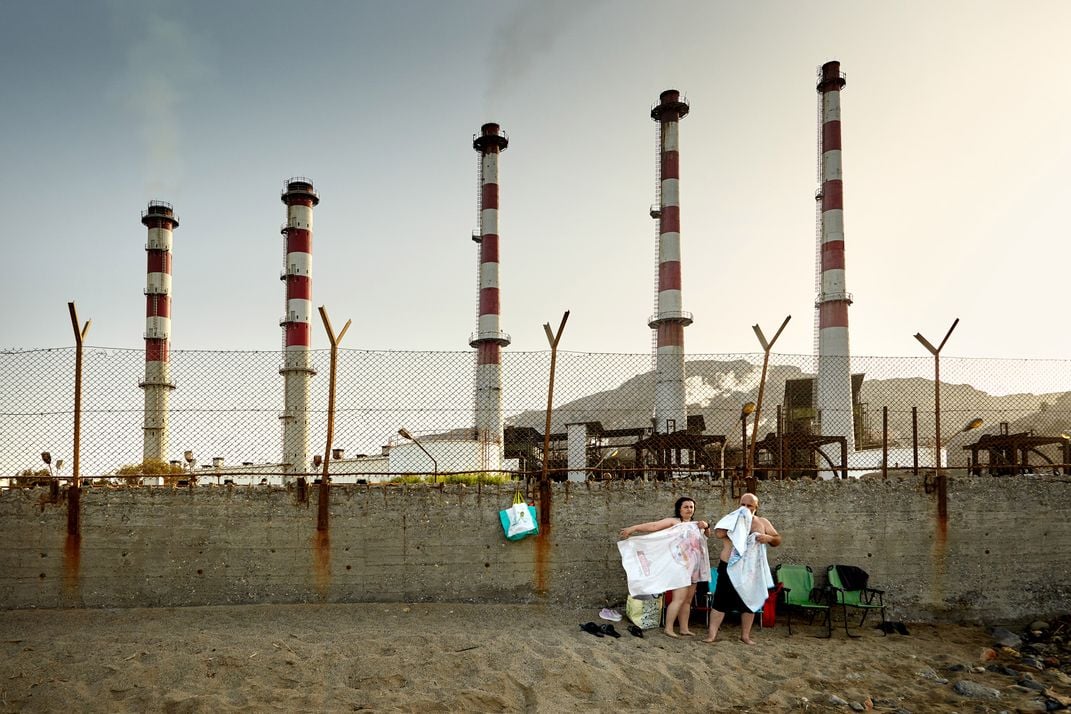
[826,564,887,637]
[774,564,831,638]
[660,580,711,628]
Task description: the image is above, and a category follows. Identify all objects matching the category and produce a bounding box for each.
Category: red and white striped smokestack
[815,61,855,453]
[140,200,178,464]
[649,90,692,435]
[279,177,318,481]
[470,123,510,470]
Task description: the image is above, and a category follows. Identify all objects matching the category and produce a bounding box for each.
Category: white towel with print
[713,505,753,556]
[617,522,711,598]
[726,532,775,612]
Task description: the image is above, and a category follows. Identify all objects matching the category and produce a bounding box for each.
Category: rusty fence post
[316,306,351,532]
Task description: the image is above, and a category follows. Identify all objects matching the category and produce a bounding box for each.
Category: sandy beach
[1,603,1068,713]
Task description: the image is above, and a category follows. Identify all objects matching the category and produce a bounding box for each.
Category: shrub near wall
[0,477,1068,622]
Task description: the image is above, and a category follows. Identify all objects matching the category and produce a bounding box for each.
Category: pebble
[1030,620,1050,632]
[829,694,849,706]
[1020,656,1046,671]
[848,702,865,712]
[969,666,986,674]
[952,680,1002,699]
[992,627,1023,649]
[980,647,998,661]
[947,663,967,672]
[1018,678,1047,692]
[985,663,1020,676]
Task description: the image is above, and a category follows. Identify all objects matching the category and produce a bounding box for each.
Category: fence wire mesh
[3,347,1071,484]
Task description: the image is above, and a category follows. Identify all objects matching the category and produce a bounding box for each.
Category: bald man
[704,493,781,645]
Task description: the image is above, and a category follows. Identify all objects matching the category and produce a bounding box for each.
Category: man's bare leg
[704,609,726,643]
[740,612,757,645]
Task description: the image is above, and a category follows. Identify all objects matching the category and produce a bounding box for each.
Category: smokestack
[279,177,318,482]
[470,123,510,470]
[140,200,178,463]
[814,61,855,452]
[649,90,692,435]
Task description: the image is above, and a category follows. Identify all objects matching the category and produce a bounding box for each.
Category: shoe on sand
[598,624,622,638]
[599,608,622,622]
[627,625,644,638]
[579,622,604,637]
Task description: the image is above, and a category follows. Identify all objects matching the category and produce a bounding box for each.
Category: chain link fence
[3,347,1071,484]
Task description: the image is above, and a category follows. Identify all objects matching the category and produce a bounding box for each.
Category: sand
[0,603,1067,713]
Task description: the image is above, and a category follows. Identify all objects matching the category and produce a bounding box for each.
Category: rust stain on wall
[63,533,81,593]
[535,481,552,595]
[313,529,331,598]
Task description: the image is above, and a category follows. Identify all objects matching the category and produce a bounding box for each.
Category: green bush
[387,472,511,485]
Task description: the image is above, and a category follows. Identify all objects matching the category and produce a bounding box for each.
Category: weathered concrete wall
[1,476,1068,623]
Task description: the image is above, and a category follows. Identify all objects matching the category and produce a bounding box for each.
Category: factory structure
[117,59,950,485]
[139,201,179,464]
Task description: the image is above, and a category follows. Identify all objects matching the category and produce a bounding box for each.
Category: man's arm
[756,518,782,547]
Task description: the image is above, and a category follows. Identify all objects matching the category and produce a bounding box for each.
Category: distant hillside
[507,360,1071,462]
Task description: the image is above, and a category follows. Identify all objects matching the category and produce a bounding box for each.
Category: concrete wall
[1,476,1068,623]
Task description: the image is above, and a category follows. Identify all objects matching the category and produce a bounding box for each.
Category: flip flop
[627,624,644,638]
[579,622,604,637]
[599,624,622,638]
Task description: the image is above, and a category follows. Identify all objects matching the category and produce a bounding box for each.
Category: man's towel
[726,532,775,612]
[618,522,712,597]
[713,506,753,558]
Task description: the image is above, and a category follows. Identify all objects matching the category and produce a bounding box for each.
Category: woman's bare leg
[663,587,689,637]
[677,584,697,635]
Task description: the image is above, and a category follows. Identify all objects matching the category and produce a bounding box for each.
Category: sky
[2,0,1071,363]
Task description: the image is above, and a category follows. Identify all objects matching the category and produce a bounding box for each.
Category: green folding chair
[773,564,831,638]
[826,565,887,638]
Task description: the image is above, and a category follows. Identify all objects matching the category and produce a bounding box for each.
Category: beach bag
[625,594,664,630]
[499,493,539,541]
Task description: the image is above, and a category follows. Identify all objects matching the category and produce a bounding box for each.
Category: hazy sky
[3,0,1070,361]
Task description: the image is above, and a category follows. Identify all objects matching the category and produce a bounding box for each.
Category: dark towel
[835,565,869,591]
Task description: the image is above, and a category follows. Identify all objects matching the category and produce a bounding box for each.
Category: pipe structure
[470,123,511,471]
[139,201,179,463]
[649,90,692,436]
[279,177,319,483]
[814,61,855,453]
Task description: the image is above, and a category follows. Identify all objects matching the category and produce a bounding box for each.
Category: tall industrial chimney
[649,90,692,435]
[279,177,318,482]
[140,201,178,463]
[814,61,855,453]
[470,123,510,470]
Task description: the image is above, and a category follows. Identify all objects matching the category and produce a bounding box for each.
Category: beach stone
[1030,620,1049,632]
[953,680,1001,700]
[992,627,1023,649]
[970,666,986,673]
[980,647,999,661]
[917,667,949,685]
[848,702,865,712]
[829,694,849,706]
[1018,678,1047,692]
[947,663,967,672]
[1021,656,1045,671]
[985,664,1019,676]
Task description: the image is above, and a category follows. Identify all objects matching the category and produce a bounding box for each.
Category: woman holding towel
[619,497,710,638]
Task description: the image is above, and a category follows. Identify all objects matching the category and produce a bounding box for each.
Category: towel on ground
[617,522,711,598]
